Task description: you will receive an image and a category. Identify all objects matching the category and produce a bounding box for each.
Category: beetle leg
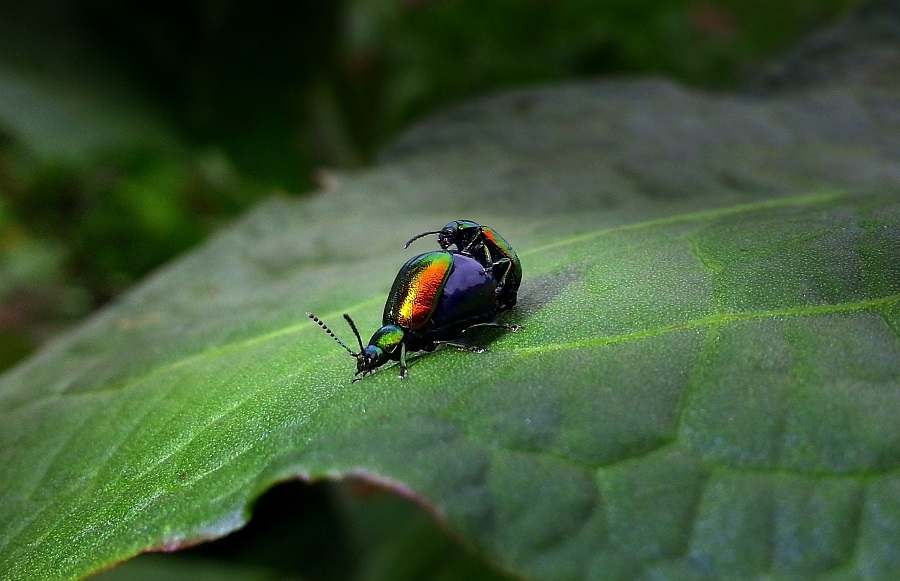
[399,342,408,378]
[462,226,485,254]
[491,258,512,292]
[436,341,487,353]
[479,242,494,275]
[459,321,523,334]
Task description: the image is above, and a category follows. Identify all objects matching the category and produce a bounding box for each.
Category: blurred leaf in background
[0,0,860,373]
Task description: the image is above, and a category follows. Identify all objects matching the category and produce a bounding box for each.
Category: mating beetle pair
[404,219,521,311]
[308,220,521,381]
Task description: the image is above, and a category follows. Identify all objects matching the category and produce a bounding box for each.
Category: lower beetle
[404,220,521,310]
[308,250,520,381]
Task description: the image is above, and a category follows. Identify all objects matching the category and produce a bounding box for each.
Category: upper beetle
[308,250,519,381]
[404,220,521,311]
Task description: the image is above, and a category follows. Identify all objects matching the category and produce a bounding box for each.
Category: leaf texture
[1,79,900,580]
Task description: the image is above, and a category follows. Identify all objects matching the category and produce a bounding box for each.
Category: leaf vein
[507,294,900,354]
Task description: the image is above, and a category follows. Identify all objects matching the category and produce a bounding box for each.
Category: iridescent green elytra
[384,250,453,329]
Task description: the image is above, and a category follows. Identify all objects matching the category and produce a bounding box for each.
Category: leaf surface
[1,79,899,580]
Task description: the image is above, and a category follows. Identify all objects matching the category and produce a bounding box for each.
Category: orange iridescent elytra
[383,251,453,329]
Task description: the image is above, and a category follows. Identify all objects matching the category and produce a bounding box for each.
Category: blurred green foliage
[0,0,860,366]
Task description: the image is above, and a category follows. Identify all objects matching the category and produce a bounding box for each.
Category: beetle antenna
[307,312,357,356]
[404,230,442,249]
[343,314,366,352]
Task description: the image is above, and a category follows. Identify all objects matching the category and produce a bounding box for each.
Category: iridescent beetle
[404,220,521,311]
[308,250,520,381]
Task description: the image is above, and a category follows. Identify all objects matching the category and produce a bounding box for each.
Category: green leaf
[1,77,900,580]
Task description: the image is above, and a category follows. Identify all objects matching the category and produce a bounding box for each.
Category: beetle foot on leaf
[437,340,487,353]
[459,345,487,353]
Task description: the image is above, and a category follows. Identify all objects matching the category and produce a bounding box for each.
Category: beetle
[308,250,520,381]
[404,220,521,310]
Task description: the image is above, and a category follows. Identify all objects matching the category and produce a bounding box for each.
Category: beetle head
[404,219,482,252]
[355,345,382,378]
[307,313,407,382]
[441,220,482,251]
[354,325,404,380]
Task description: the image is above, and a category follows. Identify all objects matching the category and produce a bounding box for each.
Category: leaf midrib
[1,192,877,416]
[512,294,900,354]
